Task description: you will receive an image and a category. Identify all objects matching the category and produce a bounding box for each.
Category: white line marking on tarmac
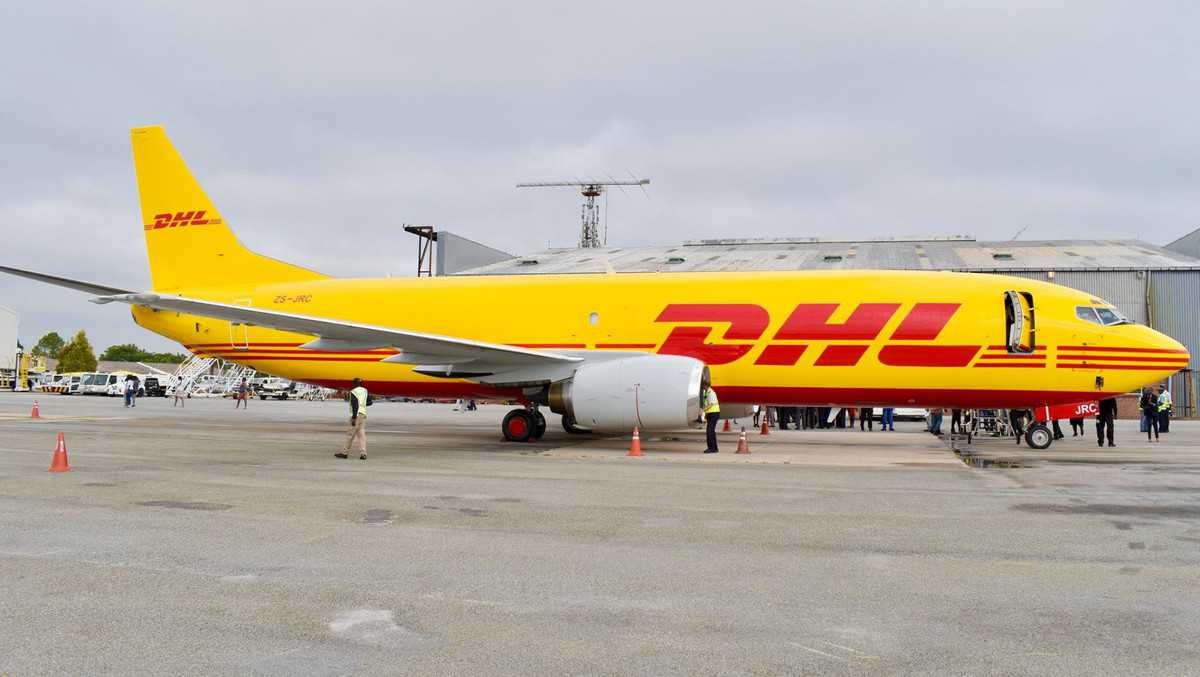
[789,642,848,661]
[372,429,416,434]
[815,639,879,659]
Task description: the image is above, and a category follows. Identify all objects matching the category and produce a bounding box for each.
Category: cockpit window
[1095,307,1129,325]
[1075,305,1131,326]
[1075,306,1101,324]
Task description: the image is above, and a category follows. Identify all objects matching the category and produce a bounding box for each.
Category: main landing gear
[502,407,547,442]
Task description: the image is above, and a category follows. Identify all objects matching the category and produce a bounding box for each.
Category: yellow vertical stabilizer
[131,126,326,292]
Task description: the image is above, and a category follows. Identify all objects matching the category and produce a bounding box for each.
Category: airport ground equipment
[165,355,217,396]
[516,178,649,248]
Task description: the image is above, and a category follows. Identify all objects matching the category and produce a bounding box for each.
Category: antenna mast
[516,179,649,248]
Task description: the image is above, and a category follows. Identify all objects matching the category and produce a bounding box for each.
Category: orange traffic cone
[760,411,770,435]
[31,400,41,419]
[722,418,732,432]
[48,432,71,472]
[736,428,751,454]
[627,427,644,457]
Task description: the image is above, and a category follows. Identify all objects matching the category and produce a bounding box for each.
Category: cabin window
[1004,291,1035,353]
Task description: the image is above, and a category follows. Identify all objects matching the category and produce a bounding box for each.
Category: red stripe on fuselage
[878,345,979,367]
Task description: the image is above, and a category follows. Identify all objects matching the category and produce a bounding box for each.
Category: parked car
[142,376,167,397]
[257,377,296,400]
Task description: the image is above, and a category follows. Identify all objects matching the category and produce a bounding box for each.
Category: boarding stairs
[220,364,258,395]
[165,355,218,396]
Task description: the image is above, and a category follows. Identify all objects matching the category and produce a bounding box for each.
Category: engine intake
[548,355,707,433]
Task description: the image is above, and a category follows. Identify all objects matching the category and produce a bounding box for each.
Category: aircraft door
[228,298,252,351]
[1004,291,1035,354]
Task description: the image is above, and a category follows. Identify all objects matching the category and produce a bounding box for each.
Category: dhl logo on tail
[144,210,222,230]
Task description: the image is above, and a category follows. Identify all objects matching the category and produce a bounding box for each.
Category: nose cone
[1096,324,1191,381]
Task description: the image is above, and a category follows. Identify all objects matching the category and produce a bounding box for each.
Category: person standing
[1051,419,1064,440]
[880,407,895,431]
[123,376,137,408]
[172,383,186,407]
[1140,388,1159,442]
[336,377,370,460]
[1069,416,1084,436]
[1096,397,1117,447]
[929,408,944,435]
[234,378,250,409]
[859,407,873,431]
[950,409,963,434]
[701,383,720,453]
[1157,385,1172,433]
[1009,409,1026,446]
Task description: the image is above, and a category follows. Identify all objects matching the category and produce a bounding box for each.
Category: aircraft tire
[531,411,547,440]
[502,409,535,442]
[1025,423,1053,450]
[561,415,592,435]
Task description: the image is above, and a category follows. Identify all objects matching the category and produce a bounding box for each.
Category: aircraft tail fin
[131,126,326,291]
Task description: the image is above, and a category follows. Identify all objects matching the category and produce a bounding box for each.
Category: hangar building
[438,231,1200,416]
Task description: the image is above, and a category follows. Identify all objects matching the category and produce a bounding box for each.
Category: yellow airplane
[1,127,1189,448]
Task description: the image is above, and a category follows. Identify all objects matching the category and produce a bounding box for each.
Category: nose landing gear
[502,407,547,442]
[1024,422,1053,450]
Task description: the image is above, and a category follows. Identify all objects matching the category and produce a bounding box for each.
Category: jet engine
[548,355,707,432]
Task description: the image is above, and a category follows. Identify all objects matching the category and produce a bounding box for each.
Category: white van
[80,372,124,395]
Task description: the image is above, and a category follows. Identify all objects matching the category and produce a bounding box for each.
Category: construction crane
[516,178,649,248]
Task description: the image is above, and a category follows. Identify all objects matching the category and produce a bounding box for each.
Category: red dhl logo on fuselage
[654,302,980,367]
[144,210,222,230]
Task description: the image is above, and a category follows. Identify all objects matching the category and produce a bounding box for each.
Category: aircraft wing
[0,264,581,374]
[0,265,133,296]
[95,292,582,371]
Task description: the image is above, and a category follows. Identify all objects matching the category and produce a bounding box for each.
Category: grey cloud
[2,1,1199,351]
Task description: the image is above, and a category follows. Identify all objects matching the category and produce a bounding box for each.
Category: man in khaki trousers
[336,378,369,460]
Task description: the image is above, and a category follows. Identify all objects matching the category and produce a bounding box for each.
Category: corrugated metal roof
[458,237,1200,276]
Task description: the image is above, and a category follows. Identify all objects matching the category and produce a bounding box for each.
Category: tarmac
[1,392,1198,676]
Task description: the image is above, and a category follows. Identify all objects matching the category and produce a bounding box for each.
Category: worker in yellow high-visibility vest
[702,383,721,454]
[336,377,370,460]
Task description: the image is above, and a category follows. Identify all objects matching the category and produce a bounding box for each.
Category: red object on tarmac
[1033,401,1100,423]
[627,427,644,457]
[48,432,71,472]
[760,411,770,435]
[722,418,731,432]
[735,428,751,454]
[31,400,40,419]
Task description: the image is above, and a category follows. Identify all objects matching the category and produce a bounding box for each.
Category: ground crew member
[1139,388,1159,442]
[1096,397,1117,448]
[859,407,873,431]
[701,383,720,453]
[336,377,370,460]
[1157,385,1172,433]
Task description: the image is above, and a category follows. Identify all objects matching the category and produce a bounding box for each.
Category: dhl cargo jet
[0,127,1189,449]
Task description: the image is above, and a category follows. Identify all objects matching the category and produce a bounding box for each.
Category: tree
[56,330,98,373]
[100,343,144,361]
[98,343,188,364]
[32,331,65,358]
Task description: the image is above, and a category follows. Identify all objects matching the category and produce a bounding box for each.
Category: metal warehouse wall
[1150,271,1199,416]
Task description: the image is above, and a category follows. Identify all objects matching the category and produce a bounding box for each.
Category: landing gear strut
[502,407,546,442]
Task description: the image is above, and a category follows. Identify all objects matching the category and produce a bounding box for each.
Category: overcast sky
[2,1,1198,352]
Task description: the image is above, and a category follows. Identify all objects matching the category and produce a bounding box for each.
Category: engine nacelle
[549,355,706,433]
